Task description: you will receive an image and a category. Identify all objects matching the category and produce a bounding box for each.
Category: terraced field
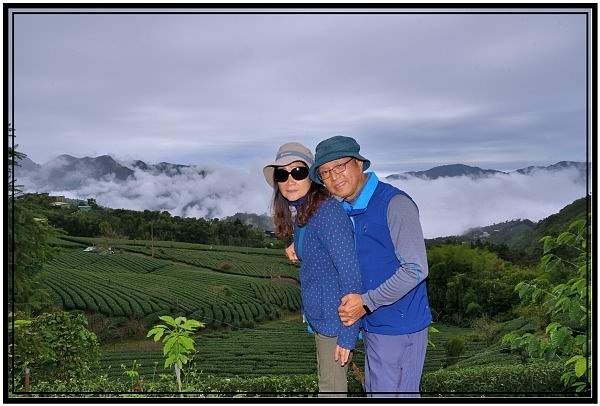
[43,237,301,328]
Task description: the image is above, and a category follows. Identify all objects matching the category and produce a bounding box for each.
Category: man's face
[318,157,366,202]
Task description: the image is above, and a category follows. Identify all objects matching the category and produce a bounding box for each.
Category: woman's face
[275,161,311,202]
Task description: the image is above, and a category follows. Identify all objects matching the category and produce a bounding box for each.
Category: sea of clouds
[20,162,588,239]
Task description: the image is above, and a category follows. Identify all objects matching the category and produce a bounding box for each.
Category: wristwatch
[362,303,372,315]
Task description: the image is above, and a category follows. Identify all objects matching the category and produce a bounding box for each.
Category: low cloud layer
[19,162,588,239]
[387,168,587,238]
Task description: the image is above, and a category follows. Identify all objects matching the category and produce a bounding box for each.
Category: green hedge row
[42,250,301,324]
[421,360,568,395]
[16,361,571,397]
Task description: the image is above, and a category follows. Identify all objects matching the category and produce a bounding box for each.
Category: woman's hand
[285,243,299,263]
[334,345,351,366]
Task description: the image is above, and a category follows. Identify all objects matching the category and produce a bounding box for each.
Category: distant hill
[14,154,209,191]
[460,219,537,247]
[13,154,589,236]
[522,195,590,253]
[16,154,589,189]
[386,161,588,182]
[429,196,589,256]
[224,212,274,231]
[388,163,505,180]
[516,160,589,178]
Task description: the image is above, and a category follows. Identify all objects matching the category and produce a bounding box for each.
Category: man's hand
[285,243,299,263]
[338,293,366,327]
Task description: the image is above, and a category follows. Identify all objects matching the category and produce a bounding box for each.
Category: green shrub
[421,360,567,395]
[10,311,100,389]
[470,314,502,345]
[444,336,466,366]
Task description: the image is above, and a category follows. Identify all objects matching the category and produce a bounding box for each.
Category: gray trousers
[314,332,352,397]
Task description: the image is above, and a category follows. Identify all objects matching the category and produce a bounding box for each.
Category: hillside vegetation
[8,186,591,397]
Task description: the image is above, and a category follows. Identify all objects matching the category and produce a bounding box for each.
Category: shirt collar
[342,172,378,214]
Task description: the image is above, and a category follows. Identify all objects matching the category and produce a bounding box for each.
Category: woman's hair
[271,178,330,238]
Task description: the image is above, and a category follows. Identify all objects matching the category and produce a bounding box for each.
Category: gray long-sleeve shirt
[361,193,429,312]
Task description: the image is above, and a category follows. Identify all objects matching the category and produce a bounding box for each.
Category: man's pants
[363,327,428,398]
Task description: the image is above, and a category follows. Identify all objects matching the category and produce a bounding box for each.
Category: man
[309,135,432,397]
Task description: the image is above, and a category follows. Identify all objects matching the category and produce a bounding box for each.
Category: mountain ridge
[16,153,589,186]
[13,153,589,239]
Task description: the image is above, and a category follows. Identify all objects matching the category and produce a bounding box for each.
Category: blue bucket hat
[309,136,370,184]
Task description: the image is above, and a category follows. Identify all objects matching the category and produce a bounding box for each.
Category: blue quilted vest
[345,178,432,335]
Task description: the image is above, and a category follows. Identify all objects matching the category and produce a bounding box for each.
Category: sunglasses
[274,166,309,183]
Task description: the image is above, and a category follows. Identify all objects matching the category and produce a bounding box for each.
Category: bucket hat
[263,142,314,188]
[310,136,370,184]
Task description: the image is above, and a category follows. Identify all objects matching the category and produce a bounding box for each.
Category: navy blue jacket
[295,197,362,349]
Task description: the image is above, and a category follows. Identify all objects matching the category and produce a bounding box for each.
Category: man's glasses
[274,166,309,183]
[318,158,353,180]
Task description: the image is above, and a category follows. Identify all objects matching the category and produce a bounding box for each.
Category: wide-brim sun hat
[309,135,370,184]
[263,142,314,188]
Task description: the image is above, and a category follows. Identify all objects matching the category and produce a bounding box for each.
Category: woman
[263,142,362,396]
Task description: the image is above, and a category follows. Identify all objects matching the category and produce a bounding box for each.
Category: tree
[8,126,56,315]
[147,315,205,393]
[502,218,591,393]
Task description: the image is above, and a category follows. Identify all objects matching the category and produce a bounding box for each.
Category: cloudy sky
[8,6,591,174]
[7,6,593,238]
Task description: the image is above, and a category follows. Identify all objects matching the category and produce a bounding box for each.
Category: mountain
[16,155,589,189]
[385,161,589,182]
[387,163,505,180]
[460,219,537,247]
[16,154,135,190]
[13,154,589,237]
[425,196,589,266]
[14,154,209,191]
[14,156,41,172]
[516,160,587,175]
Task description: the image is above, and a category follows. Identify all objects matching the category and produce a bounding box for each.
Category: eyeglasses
[318,158,353,180]
[274,166,309,183]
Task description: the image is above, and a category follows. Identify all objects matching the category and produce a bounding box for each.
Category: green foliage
[148,315,205,370]
[8,166,58,314]
[444,336,466,366]
[469,314,502,346]
[21,193,272,248]
[41,242,301,340]
[421,359,567,394]
[10,311,100,389]
[185,374,319,395]
[147,315,205,392]
[502,219,591,393]
[426,197,588,267]
[120,360,143,391]
[525,197,589,262]
[427,244,532,324]
[9,318,577,397]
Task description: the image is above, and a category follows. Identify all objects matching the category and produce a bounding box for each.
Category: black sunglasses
[274,166,309,183]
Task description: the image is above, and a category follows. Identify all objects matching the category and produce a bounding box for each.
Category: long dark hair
[271,180,330,239]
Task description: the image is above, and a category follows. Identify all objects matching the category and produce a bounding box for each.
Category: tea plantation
[27,235,575,397]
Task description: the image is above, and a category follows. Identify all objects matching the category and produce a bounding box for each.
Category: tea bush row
[42,250,301,326]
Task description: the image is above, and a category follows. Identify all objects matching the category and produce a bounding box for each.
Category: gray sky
[8,6,592,175]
